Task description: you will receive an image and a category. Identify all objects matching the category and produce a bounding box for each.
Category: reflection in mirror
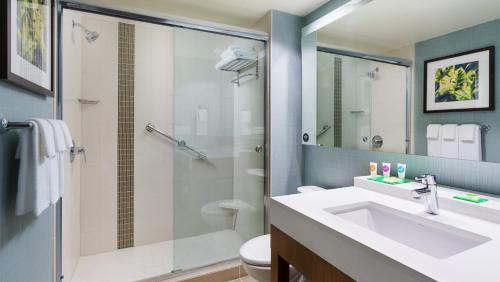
[303,0,500,163]
[316,50,409,154]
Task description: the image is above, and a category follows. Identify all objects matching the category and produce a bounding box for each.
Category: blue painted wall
[0,82,54,282]
[270,11,303,196]
[414,19,500,162]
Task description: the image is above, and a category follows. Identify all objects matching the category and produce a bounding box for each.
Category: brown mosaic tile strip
[117,22,135,249]
[333,57,342,148]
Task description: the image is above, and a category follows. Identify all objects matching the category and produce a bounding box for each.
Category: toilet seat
[239,234,271,267]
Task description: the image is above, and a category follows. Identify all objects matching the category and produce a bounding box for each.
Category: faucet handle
[415,174,437,185]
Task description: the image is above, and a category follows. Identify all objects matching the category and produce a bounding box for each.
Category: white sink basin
[326,202,491,259]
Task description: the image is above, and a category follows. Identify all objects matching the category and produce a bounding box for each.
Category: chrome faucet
[412,174,439,215]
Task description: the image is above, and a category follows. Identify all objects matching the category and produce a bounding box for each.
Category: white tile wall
[80,14,119,255]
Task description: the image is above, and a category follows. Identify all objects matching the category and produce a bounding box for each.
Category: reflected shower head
[72,20,100,43]
[367,67,379,79]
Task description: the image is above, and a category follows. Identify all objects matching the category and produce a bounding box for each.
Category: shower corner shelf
[219,58,259,87]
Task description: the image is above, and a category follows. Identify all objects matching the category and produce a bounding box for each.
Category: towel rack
[145,123,207,160]
[0,117,32,132]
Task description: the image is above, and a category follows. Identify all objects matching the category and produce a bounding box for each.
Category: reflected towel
[442,124,457,141]
[440,124,459,159]
[426,124,441,157]
[459,124,477,142]
[459,124,482,161]
[426,124,441,139]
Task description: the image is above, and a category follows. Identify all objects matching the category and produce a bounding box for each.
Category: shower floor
[70,230,244,282]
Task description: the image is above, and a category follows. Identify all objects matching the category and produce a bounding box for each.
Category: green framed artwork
[424,46,494,113]
[0,0,54,96]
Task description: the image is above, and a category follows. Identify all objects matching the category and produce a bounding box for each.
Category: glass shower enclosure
[171,28,266,272]
[61,6,266,281]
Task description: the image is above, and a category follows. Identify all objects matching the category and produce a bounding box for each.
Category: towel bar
[480,124,491,133]
[0,117,32,132]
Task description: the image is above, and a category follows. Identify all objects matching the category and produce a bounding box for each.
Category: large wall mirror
[302,0,500,163]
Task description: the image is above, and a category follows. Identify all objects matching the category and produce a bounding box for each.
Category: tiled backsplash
[303,145,500,196]
[117,22,135,249]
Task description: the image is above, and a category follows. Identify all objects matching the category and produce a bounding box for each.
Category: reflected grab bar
[316,125,332,138]
[145,123,207,160]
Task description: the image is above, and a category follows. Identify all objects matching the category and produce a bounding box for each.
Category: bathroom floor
[71,230,244,282]
[229,277,257,282]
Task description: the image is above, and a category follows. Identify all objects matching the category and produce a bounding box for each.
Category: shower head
[84,30,100,43]
[72,20,100,43]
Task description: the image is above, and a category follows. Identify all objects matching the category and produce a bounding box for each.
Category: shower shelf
[220,58,259,87]
[78,99,100,105]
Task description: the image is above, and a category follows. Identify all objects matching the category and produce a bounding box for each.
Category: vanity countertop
[270,185,500,282]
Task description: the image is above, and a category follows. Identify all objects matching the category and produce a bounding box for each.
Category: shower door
[171,28,266,272]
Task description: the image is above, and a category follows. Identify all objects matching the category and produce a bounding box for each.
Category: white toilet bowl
[240,234,272,282]
[240,234,304,282]
[239,186,324,281]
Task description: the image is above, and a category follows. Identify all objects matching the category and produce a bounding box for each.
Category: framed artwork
[424,46,494,113]
[0,0,54,96]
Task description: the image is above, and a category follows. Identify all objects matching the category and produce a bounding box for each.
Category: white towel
[15,121,52,216]
[48,120,69,201]
[220,45,254,60]
[426,124,440,139]
[48,119,66,153]
[240,110,252,136]
[33,118,56,158]
[440,124,459,159]
[442,124,457,140]
[459,124,476,142]
[57,120,74,149]
[215,47,256,70]
[459,124,482,161]
[426,124,441,157]
[55,120,72,198]
[196,108,208,136]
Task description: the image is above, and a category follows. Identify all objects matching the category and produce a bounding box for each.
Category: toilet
[239,186,325,281]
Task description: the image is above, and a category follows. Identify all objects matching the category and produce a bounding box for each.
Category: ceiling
[319,0,500,54]
[76,0,329,28]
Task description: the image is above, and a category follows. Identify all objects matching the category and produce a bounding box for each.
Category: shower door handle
[254,145,264,153]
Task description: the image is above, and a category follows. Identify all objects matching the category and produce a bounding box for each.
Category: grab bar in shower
[145,123,207,160]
